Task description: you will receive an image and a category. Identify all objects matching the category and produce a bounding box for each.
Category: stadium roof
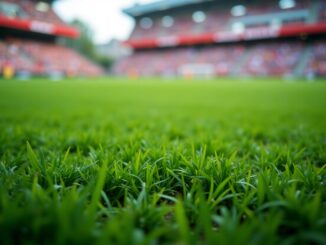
[123,0,214,17]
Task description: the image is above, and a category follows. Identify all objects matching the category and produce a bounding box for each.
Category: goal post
[178,63,215,79]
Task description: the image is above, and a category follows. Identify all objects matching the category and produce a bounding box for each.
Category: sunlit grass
[0,78,325,244]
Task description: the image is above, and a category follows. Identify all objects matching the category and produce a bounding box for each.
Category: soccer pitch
[0,78,325,244]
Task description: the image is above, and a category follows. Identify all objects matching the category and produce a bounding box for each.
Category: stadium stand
[115,45,245,77]
[305,42,326,76]
[0,39,103,76]
[0,0,103,77]
[115,0,326,77]
[128,0,312,41]
[319,1,326,21]
[240,42,304,76]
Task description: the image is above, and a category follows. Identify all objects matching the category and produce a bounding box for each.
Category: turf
[0,78,325,245]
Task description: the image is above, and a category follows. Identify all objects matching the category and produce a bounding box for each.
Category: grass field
[0,78,325,245]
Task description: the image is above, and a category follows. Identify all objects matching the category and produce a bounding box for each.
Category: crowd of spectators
[0,39,103,77]
[306,42,326,76]
[0,40,34,73]
[241,42,303,76]
[113,45,245,77]
[192,45,245,76]
[114,41,326,77]
[115,49,189,77]
[319,1,326,21]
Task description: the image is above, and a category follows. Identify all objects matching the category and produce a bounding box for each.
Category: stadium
[0,0,103,78]
[0,1,326,245]
[115,0,326,78]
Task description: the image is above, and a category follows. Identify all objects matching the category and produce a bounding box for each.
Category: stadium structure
[114,0,326,78]
[0,0,103,78]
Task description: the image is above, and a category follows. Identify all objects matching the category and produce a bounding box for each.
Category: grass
[0,77,325,245]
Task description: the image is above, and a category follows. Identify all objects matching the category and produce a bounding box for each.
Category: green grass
[0,78,325,245]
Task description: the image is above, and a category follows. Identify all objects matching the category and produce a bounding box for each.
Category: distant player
[3,60,15,79]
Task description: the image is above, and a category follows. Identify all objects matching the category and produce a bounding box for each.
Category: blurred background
[0,0,325,79]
